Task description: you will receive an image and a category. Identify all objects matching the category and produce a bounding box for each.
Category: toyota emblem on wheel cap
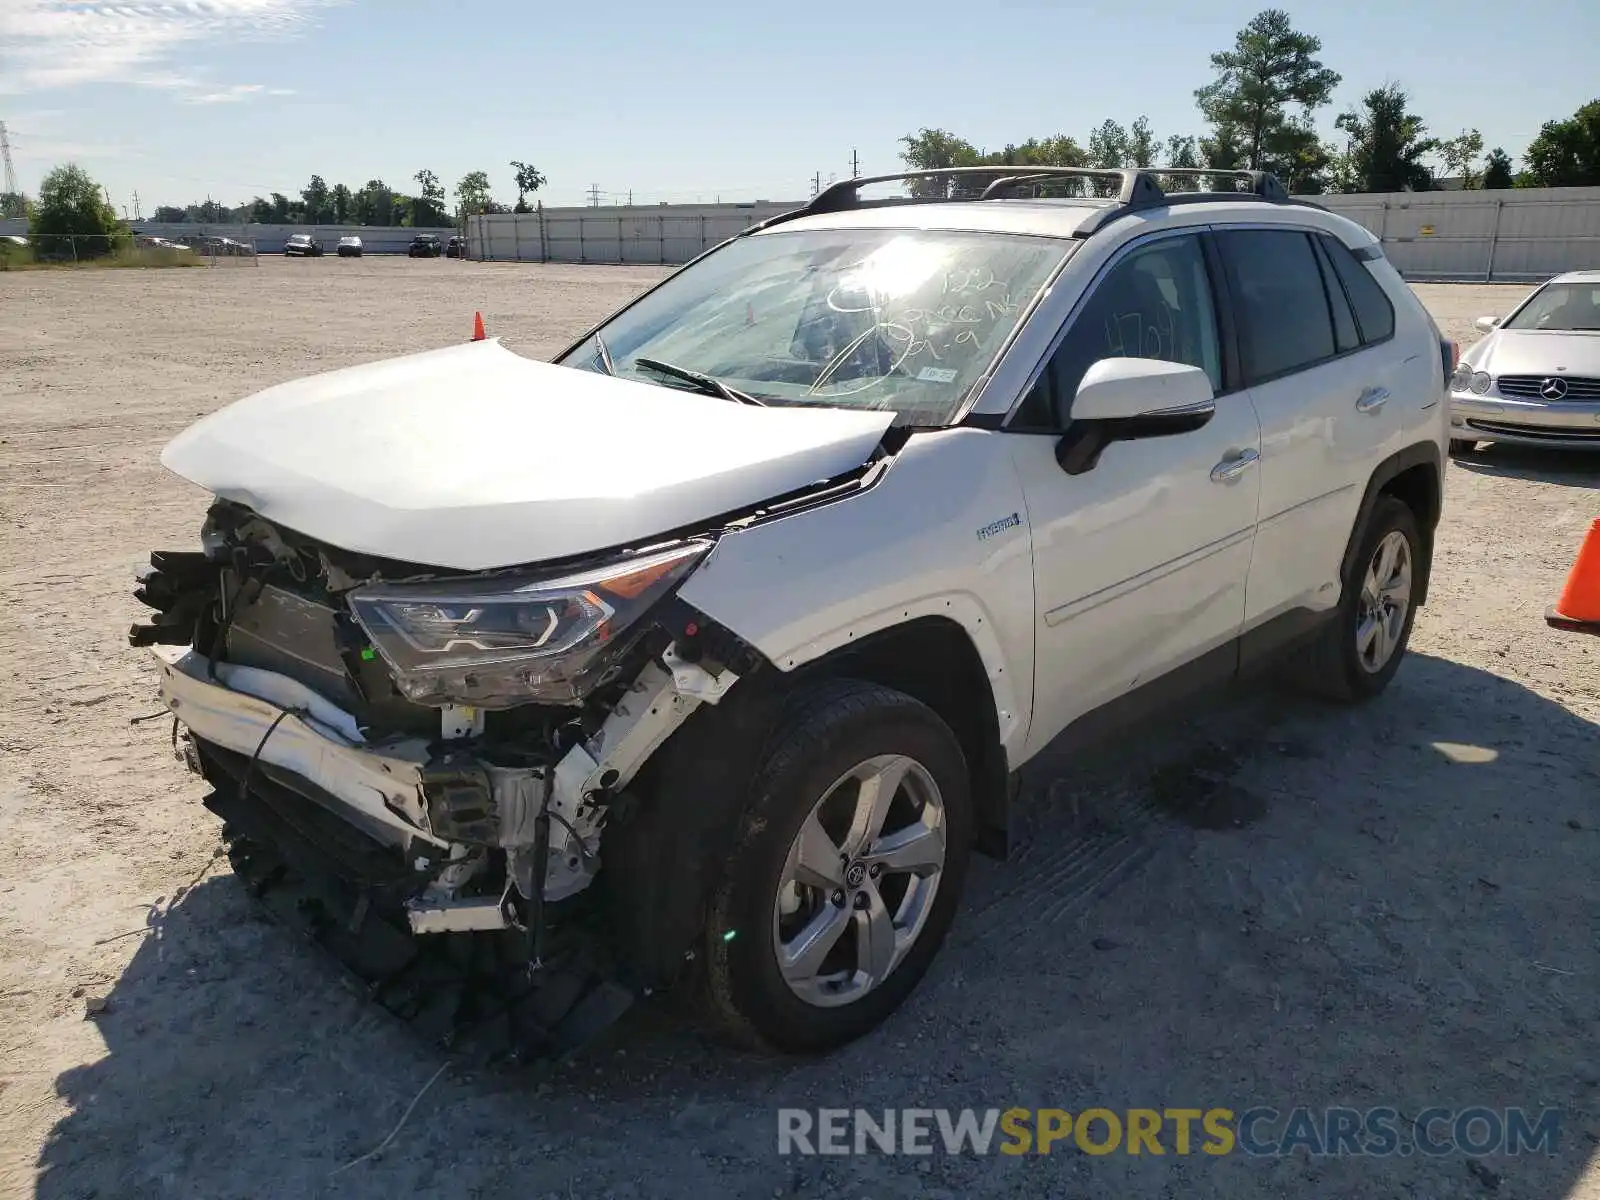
[1541,377,1569,400]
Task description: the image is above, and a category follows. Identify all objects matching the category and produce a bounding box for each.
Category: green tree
[0,191,26,218]
[300,174,330,223]
[1520,99,1600,186]
[1334,84,1438,193]
[1087,119,1130,168]
[1437,129,1484,188]
[249,196,272,223]
[1126,116,1158,167]
[152,204,187,223]
[331,183,352,223]
[509,160,546,213]
[353,180,393,225]
[412,170,447,225]
[1163,134,1202,190]
[455,170,493,217]
[32,163,124,258]
[1195,9,1341,182]
[1483,147,1515,190]
[898,128,983,196]
[268,192,290,223]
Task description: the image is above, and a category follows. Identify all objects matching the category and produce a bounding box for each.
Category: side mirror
[1474,315,1500,333]
[1056,358,1216,476]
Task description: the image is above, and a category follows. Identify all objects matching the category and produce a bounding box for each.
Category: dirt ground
[1,257,1596,1199]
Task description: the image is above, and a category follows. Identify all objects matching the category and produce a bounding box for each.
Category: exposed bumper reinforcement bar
[152,644,447,852]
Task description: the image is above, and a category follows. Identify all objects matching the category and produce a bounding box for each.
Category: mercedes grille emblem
[1540,377,1569,400]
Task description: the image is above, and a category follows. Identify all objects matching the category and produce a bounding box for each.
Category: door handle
[1210,448,1260,483]
[1356,386,1391,413]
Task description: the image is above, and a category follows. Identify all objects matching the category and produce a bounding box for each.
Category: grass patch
[0,245,207,271]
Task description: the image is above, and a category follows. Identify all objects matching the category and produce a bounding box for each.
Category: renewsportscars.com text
[777,1107,1561,1157]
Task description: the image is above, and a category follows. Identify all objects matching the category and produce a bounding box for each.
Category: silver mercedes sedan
[1450,270,1600,454]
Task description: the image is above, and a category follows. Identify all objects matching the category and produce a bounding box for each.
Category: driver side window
[1013,234,1222,429]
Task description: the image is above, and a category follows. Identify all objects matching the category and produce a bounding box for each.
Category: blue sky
[2,0,1596,215]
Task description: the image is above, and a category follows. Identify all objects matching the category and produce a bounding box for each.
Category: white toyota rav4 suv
[132,167,1451,1056]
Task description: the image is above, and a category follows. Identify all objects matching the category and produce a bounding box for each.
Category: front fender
[678,427,1037,764]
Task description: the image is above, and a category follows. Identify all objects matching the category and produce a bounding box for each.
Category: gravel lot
[1,257,1596,1199]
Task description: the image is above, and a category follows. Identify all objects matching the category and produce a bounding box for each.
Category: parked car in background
[131,166,1450,1057]
[176,235,253,256]
[0,234,28,247]
[1450,270,1600,455]
[445,234,466,259]
[285,233,324,258]
[408,233,442,258]
[337,235,363,258]
[135,235,193,252]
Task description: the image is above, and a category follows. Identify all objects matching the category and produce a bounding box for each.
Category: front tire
[1287,495,1421,702]
[1448,438,1478,458]
[701,679,972,1054]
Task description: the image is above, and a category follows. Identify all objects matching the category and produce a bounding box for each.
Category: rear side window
[1320,234,1396,344]
[1217,229,1335,384]
[1312,237,1361,354]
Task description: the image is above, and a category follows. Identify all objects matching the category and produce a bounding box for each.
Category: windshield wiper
[593,332,616,375]
[633,356,767,406]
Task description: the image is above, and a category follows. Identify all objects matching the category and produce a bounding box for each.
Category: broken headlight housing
[347,540,711,707]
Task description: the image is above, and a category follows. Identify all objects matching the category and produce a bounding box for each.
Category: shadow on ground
[37,653,1600,1199]
[1454,442,1600,489]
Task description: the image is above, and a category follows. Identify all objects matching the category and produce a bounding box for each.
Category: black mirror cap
[1054,405,1216,476]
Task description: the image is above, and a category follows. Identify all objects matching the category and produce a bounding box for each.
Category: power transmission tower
[811,171,822,197]
[0,121,17,201]
[587,183,602,207]
[132,190,142,220]
[851,148,860,178]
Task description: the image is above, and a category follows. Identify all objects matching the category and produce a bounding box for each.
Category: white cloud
[0,1,333,95]
[187,82,264,103]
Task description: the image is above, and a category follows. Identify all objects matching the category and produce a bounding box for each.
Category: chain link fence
[0,231,258,269]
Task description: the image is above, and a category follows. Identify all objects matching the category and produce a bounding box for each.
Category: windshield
[558,227,1070,425]
[1503,282,1600,332]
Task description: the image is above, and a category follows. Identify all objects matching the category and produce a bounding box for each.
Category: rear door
[1213,227,1403,632]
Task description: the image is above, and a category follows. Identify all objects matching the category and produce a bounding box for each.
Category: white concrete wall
[469,203,801,265]
[468,187,1600,282]
[1316,187,1600,281]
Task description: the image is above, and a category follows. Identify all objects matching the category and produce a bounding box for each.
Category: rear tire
[1448,438,1477,458]
[700,679,972,1054]
[1285,495,1421,702]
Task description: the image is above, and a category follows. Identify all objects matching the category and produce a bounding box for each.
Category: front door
[1005,231,1263,760]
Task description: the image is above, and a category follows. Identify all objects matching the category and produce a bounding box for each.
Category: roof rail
[738,165,1316,241]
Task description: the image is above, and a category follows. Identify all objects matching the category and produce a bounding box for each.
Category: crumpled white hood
[1464,329,1600,376]
[161,339,895,571]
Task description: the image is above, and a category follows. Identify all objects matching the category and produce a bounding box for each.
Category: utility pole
[811,171,822,198]
[851,148,860,178]
[587,183,602,207]
[0,121,18,202]
[627,189,633,206]
[132,190,142,221]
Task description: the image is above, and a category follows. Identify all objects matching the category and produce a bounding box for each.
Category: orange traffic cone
[1547,516,1600,634]
[471,311,486,342]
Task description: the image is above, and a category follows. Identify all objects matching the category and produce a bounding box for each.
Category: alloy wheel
[771,754,946,1008]
[1356,529,1412,673]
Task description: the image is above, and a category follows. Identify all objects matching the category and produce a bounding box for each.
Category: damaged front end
[132,499,761,1055]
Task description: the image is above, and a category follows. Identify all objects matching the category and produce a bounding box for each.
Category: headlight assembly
[348,540,711,707]
[1450,364,1474,393]
[1469,371,1493,394]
